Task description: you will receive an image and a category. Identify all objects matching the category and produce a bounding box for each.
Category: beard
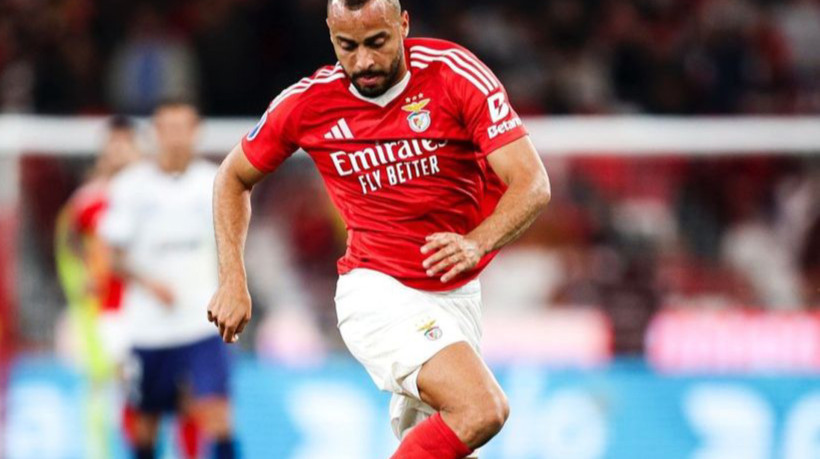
[349,52,403,98]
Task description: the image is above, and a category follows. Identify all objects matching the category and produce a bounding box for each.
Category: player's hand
[207,282,252,344]
[143,279,175,307]
[421,232,485,283]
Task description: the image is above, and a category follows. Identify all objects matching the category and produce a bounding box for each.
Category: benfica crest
[417,319,443,341]
[402,96,432,133]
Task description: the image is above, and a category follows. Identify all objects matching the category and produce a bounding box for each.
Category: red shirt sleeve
[241,90,303,172]
[69,184,108,234]
[75,199,106,234]
[450,49,528,157]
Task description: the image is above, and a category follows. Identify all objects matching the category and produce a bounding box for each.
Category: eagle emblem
[402,97,432,133]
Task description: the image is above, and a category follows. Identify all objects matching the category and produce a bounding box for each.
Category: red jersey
[67,180,125,311]
[242,38,528,291]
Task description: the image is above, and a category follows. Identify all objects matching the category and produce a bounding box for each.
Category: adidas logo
[324,118,355,140]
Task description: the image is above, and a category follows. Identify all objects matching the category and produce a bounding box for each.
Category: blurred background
[1,0,820,457]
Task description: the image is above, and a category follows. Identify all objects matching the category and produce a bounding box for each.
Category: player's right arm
[208,82,305,343]
[207,144,268,343]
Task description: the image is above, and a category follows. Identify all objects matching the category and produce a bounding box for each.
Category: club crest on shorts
[418,320,443,341]
[402,94,432,133]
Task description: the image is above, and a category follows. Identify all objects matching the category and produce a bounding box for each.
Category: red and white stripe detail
[409,45,500,96]
[267,64,345,113]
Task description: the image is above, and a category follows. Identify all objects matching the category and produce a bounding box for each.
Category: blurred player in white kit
[55,115,141,459]
[100,99,237,459]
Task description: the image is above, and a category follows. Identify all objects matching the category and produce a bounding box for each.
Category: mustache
[352,70,387,80]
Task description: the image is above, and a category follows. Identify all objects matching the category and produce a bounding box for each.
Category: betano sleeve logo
[487,92,510,123]
[486,91,522,140]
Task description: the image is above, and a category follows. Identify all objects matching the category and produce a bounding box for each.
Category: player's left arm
[422,136,550,282]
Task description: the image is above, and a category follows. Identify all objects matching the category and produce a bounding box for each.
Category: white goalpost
[1,113,817,247]
[1,115,820,157]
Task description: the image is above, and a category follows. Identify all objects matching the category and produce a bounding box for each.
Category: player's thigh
[183,335,232,402]
[126,347,178,414]
[416,341,506,416]
[336,269,471,395]
[179,336,233,435]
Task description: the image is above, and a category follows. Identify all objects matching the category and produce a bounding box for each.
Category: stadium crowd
[3,0,819,355]
[1,0,819,115]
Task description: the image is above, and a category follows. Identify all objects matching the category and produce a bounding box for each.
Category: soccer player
[55,115,140,459]
[100,100,236,459]
[208,0,550,457]
[56,115,140,374]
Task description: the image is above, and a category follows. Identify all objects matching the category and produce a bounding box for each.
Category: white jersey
[100,159,219,348]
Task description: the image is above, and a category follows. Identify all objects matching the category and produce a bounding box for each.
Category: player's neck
[157,153,192,175]
[388,54,410,92]
[394,58,409,88]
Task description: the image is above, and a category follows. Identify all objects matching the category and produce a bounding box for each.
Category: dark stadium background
[1,0,819,458]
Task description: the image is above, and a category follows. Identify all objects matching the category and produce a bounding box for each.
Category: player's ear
[401,11,409,38]
[192,118,202,139]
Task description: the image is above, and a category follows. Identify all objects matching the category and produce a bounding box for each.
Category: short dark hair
[154,96,199,115]
[108,114,134,131]
[328,0,400,12]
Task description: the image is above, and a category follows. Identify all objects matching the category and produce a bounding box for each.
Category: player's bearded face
[349,52,402,97]
[328,1,409,98]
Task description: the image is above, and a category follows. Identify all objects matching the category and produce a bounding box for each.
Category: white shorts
[335,268,482,443]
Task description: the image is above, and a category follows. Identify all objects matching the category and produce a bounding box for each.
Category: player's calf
[416,342,510,449]
[129,411,160,459]
[188,397,236,459]
[390,412,473,459]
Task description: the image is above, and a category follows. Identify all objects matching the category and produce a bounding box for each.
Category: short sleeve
[241,90,303,172]
[98,172,137,248]
[69,186,106,234]
[451,50,528,156]
[75,201,104,234]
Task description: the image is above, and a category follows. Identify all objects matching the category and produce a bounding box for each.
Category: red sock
[390,413,473,459]
[177,414,200,459]
[121,405,137,446]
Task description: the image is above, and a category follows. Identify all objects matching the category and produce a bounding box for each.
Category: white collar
[348,71,411,108]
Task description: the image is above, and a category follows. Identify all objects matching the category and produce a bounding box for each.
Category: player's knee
[191,398,233,438]
[463,388,509,441]
[132,413,160,445]
[480,390,509,434]
[198,413,228,437]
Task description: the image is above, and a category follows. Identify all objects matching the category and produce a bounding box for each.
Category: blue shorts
[128,335,231,413]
